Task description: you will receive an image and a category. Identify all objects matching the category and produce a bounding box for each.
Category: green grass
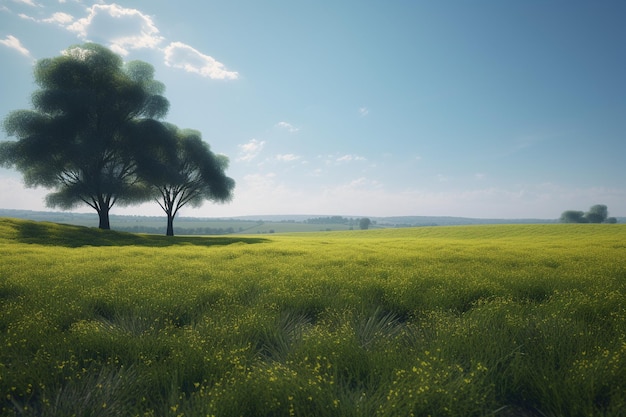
[1,218,625,416]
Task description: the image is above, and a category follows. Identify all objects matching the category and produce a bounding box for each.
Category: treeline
[560,204,617,224]
[305,216,376,225]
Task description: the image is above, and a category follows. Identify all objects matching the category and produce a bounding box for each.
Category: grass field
[0,218,625,416]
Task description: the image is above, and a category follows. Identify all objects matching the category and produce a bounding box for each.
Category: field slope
[1,218,625,416]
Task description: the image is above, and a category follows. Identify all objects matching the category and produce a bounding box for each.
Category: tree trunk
[98,207,111,230]
[166,214,174,236]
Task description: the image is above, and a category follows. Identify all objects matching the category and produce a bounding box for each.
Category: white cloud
[276,154,300,162]
[12,0,38,6]
[275,121,299,133]
[11,3,239,80]
[17,13,37,21]
[237,139,265,162]
[336,154,366,163]
[163,41,239,80]
[0,35,32,58]
[42,12,74,25]
[359,107,369,117]
[67,4,163,55]
[344,177,382,189]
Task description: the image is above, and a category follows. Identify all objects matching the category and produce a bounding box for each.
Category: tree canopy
[585,204,609,223]
[148,126,235,236]
[560,210,587,224]
[0,44,173,229]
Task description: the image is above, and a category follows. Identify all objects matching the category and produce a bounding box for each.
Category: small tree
[0,44,171,229]
[585,204,608,223]
[149,126,235,236]
[359,217,371,230]
[560,210,587,223]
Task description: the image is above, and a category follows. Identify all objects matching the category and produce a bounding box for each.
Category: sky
[1,0,625,219]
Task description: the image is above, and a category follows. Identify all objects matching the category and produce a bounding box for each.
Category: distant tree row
[305,216,375,229]
[560,204,617,224]
[0,44,234,236]
[306,216,353,224]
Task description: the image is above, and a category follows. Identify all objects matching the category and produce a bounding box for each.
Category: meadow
[0,218,624,417]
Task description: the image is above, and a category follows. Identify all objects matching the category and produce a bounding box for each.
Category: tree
[585,204,608,223]
[0,44,171,229]
[149,126,235,236]
[560,210,587,223]
[359,217,371,230]
[560,204,614,224]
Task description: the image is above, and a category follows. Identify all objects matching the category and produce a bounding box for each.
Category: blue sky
[1,1,624,219]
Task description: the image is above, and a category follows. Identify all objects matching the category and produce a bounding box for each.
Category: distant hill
[2,208,622,234]
[207,213,561,225]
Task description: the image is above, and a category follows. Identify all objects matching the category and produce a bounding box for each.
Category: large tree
[0,43,171,229]
[149,126,235,236]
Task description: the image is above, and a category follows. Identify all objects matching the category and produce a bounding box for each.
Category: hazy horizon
[3,207,619,222]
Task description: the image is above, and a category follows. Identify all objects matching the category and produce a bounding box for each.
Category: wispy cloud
[17,13,37,21]
[237,139,265,162]
[275,121,299,133]
[359,107,369,117]
[12,0,39,7]
[345,177,382,189]
[336,154,366,163]
[0,35,32,58]
[474,173,486,180]
[276,154,300,162]
[319,153,368,167]
[42,11,74,25]
[163,42,238,80]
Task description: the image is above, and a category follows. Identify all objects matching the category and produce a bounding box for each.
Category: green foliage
[149,125,235,236]
[586,204,609,223]
[561,204,615,224]
[1,43,172,229]
[1,219,625,416]
[560,210,587,223]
